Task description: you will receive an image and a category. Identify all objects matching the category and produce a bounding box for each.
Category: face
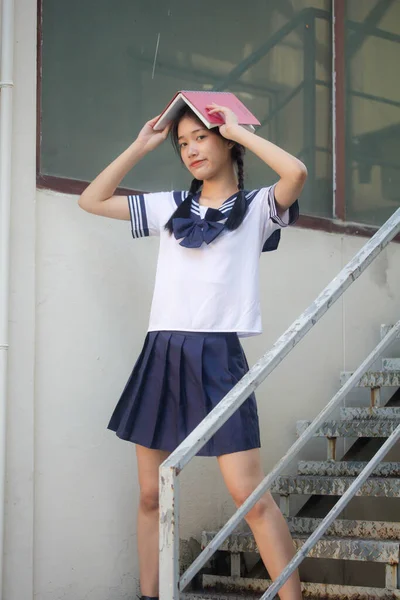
[177,115,233,180]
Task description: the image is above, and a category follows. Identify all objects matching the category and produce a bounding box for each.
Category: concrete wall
[4,0,400,598]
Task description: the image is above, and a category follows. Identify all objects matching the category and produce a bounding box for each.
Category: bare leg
[218,449,302,600]
[136,444,170,597]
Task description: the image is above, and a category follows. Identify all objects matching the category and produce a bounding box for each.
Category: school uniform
[107,185,299,456]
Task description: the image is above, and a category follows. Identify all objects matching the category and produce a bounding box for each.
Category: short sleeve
[258,184,299,252]
[127,191,180,238]
[260,184,299,242]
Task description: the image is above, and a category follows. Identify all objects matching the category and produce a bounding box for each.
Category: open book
[153,91,260,133]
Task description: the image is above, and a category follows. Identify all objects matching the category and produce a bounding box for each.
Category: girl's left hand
[206,103,239,139]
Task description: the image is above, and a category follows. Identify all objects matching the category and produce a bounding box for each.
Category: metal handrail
[159,206,400,600]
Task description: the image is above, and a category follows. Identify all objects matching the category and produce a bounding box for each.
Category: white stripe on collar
[191,190,258,216]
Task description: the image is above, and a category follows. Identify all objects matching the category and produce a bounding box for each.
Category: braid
[164,178,202,233]
[225,144,247,231]
[236,150,244,191]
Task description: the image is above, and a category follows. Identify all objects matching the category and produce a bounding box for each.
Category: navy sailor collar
[171,189,299,253]
[190,190,258,222]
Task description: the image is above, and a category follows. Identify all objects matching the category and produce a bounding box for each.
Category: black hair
[164,105,247,234]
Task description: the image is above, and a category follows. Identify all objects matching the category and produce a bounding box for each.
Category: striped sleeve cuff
[267,185,299,227]
[127,194,150,238]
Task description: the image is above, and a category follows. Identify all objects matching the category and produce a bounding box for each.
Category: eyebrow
[178,128,207,141]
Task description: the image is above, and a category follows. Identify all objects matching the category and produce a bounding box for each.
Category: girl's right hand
[136,115,171,153]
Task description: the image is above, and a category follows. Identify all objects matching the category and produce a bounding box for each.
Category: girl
[79,101,307,600]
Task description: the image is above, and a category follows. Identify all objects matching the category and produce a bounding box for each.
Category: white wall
[4,1,36,599]
[4,0,400,598]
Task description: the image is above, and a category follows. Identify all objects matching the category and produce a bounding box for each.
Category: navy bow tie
[172,208,226,248]
[172,218,225,248]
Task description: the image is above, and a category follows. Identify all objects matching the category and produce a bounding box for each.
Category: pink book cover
[153,90,261,132]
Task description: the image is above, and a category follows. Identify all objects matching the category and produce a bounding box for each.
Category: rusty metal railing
[159,206,400,600]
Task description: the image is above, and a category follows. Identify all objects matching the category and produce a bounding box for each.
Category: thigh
[136,444,171,494]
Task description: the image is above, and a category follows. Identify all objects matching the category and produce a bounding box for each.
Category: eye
[197,135,207,141]
[179,142,187,149]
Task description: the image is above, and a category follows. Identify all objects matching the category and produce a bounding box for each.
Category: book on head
[153,91,260,133]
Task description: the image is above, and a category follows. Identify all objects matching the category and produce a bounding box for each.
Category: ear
[227,141,235,149]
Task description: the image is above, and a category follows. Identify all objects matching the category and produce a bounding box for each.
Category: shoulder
[244,186,276,215]
[137,190,190,212]
[142,190,189,208]
[129,190,189,232]
[246,185,276,204]
[171,190,190,207]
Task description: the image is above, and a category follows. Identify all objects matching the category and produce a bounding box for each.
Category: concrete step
[340,407,400,420]
[298,460,400,478]
[202,530,400,563]
[271,475,400,497]
[296,419,400,437]
[182,592,261,600]
[286,516,400,539]
[341,370,400,387]
[383,359,400,371]
[195,577,400,599]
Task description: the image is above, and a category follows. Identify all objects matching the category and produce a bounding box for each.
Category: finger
[206,107,226,115]
[206,106,235,120]
[209,102,230,109]
[162,122,172,137]
[206,104,228,111]
[147,114,162,126]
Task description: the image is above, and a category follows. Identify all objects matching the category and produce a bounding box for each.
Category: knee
[139,485,159,513]
[231,489,277,523]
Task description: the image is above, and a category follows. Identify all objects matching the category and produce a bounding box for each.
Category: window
[344,1,400,226]
[39,1,399,231]
[39,0,332,218]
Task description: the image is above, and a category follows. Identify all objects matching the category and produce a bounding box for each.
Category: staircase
[183,328,400,599]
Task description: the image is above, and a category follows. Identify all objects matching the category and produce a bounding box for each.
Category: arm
[78,116,170,219]
[227,127,307,212]
[207,104,307,212]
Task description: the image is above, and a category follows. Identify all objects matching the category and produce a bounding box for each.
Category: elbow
[78,194,87,211]
[293,162,308,183]
[289,162,307,197]
[78,192,93,213]
[78,181,95,211]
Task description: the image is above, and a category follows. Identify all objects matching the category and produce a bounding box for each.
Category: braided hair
[165,105,247,234]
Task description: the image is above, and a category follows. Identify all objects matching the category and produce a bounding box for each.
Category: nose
[187,143,199,158]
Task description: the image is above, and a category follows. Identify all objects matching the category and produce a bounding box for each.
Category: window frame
[35,0,400,241]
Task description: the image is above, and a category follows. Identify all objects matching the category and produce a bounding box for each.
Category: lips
[190,159,206,169]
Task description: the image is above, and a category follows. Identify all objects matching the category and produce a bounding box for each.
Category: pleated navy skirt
[107,330,260,457]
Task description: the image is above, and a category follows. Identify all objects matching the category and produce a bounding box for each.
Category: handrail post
[159,465,180,600]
